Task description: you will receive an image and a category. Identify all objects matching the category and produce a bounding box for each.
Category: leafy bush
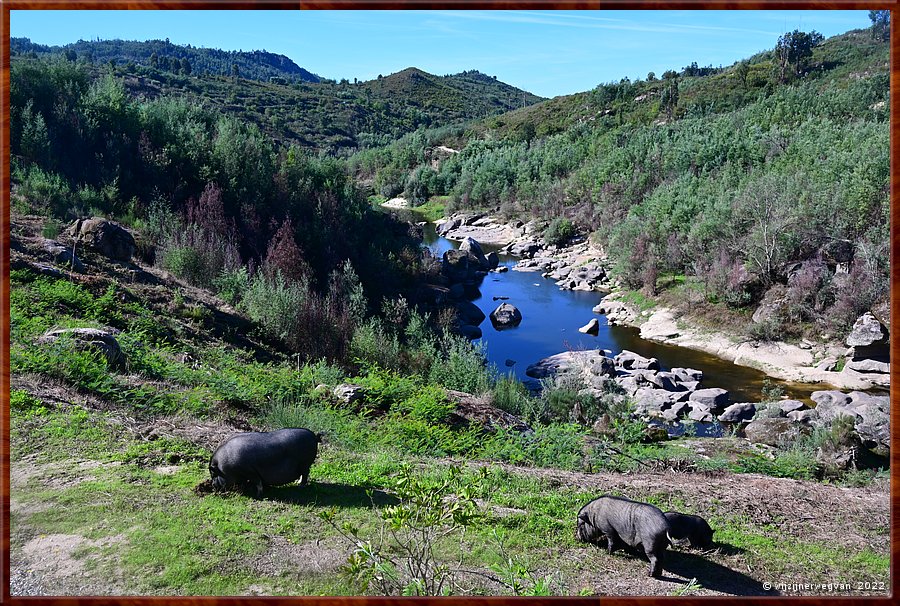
[543,217,575,246]
[321,464,487,596]
[490,374,534,417]
[16,165,71,218]
[159,224,241,289]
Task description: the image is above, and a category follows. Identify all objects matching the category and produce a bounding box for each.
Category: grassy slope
[8,212,889,596]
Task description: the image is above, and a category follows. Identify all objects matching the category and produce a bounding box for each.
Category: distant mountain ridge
[11,37,322,83]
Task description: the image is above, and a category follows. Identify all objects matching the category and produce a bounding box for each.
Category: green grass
[413,196,449,222]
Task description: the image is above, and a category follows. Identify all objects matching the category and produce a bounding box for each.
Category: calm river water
[421,221,824,404]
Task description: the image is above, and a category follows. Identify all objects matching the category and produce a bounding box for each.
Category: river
[420,220,825,405]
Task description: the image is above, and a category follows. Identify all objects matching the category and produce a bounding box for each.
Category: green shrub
[16,165,71,218]
[159,224,241,289]
[394,384,454,424]
[212,267,250,305]
[482,423,586,470]
[41,218,63,239]
[543,217,575,247]
[427,335,493,395]
[10,389,49,417]
[265,397,370,451]
[491,374,534,417]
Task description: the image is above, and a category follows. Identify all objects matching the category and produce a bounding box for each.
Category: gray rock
[490,303,522,329]
[846,358,889,374]
[70,217,135,262]
[435,217,461,235]
[615,350,660,371]
[486,251,500,269]
[442,249,477,283]
[787,409,819,424]
[718,402,757,423]
[42,239,85,272]
[846,312,889,360]
[660,401,690,421]
[646,371,681,392]
[816,357,839,371]
[333,383,366,405]
[460,237,490,270]
[810,390,853,411]
[688,406,715,423]
[633,388,681,414]
[819,239,854,265]
[589,357,616,378]
[778,400,807,414]
[688,388,729,411]
[38,327,124,369]
[744,417,809,447]
[670,367,703,383]
[579,318,600,335]
[752,286,790,324]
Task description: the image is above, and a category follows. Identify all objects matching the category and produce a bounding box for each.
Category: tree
[735,61,750,88]
[181,57,192,75]
[64,49,77,62]
[660,77,679,119]
[775,30,824,82]
[646,71,656,82]
[150,52,158,69]
[869,10,889,41]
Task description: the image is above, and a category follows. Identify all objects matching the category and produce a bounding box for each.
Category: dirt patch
[14,533,127,596]
[248,535,349,579]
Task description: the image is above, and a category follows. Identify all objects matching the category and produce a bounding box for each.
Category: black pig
[664,511,714,549]
[210,428,320,498]
[576,495,671,577]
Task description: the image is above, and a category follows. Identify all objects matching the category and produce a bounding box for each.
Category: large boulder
[845,358,889,374]
[459,237,490,270]
[458,324,483,340]
[671,367,703,383]
[70,217,135,262]
[810,390,890,456]
[435,217,461,236]
[744,417,809,447]
[42,239,85,272]
[442,249,477,283]
[578,319,600,335]
[37,327,124,370]
[456,301,486,326]
[486,251,500,269]
[819,239,854,265]
[718,402,757,423]
[615,350,660,371]
[446,389,532,434]
[688,388,729,412]
[751,285,790,325]
[333,384,366,405]
[490,303,522,329]
[846,313,889,360]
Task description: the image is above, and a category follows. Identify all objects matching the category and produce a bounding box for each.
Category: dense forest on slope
[352,27,890,339]
[12,37,323,83]
[11,38,543,151]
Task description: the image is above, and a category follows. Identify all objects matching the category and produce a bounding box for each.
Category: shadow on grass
[264,481,399,508]
[663,550,775,596]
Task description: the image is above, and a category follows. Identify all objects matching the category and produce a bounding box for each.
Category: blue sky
[10,9,871,98]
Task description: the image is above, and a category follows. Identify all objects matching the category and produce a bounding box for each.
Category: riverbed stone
[688,406,715,423]
[671,367,703,383]
[778,400,808,414]
[788,409,819,424]
[718,402,757,423]
[579,318,600,335]
[456,301,486,326]
[846,358,889,374]
[460,237,490,270]
[486,251,500,269]
[615,350,660,371]
[744,417,809,447]
[688,388,729,411]
[490,303,522,329]
[846,312,889,360]
[660,400,690,421]
[458,324,482,340]
[816,357,839,371]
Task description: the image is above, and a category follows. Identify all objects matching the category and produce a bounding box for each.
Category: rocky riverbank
[435,211,889,394]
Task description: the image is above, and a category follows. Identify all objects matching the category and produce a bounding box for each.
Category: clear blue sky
[10,9,872,98]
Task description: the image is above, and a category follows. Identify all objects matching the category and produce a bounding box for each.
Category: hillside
[10,41,542,151]
[8,212,889,596]
[351,26,890,347]
[11,37,322,83]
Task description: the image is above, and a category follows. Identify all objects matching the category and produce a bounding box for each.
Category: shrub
[212,267,250,305]
[159,223,241,289]
[320,464,487,596]
[427,335,493,395]
[17,165,71,218]
[490,374,534,417]
[543,217,575,247]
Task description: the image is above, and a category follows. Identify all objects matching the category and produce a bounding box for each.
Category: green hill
[11,37,322,83]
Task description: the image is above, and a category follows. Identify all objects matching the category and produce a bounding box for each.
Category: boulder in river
[578,318,600,335]
[456,301,486,326]
[614,350,660,371]
[688,388,729,411]
[458,324,483,340]
[460,237,490,270]
[490,303,522,329]
[486,251,500,269]
[718,402,757,423]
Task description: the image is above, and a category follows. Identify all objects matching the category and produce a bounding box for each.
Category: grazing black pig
[576,495,671,577]
[664,511,714,549]
[210,428,320,498]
